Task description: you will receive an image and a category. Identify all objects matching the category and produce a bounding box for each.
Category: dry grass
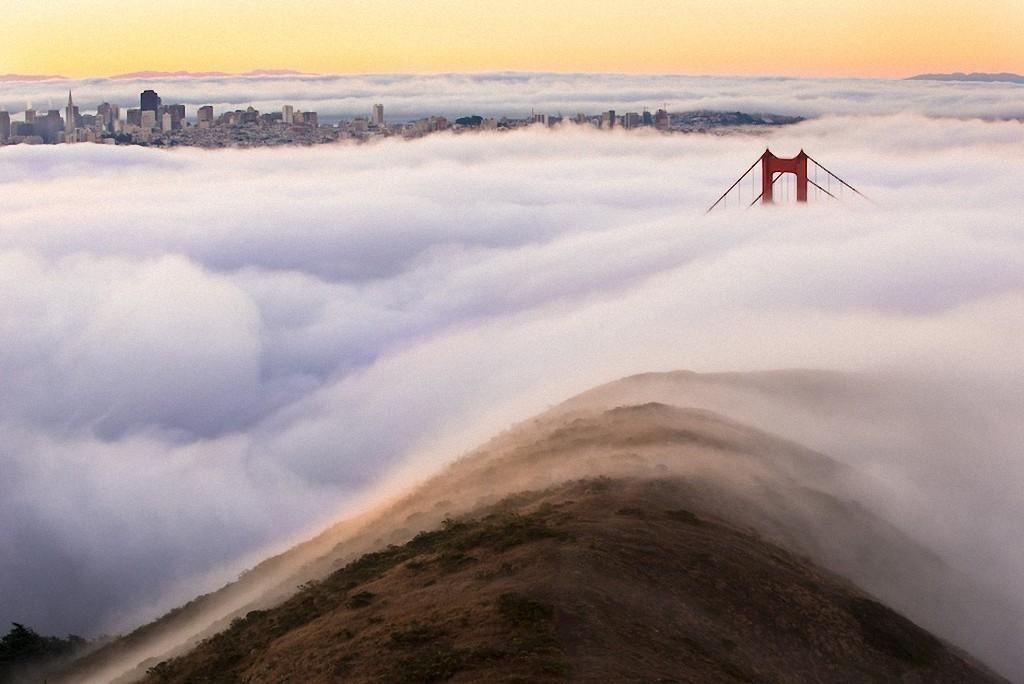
[143,478,1004,683]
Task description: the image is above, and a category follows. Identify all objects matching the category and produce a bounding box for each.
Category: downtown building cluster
[0,88,338,147]
[0,88,798,148]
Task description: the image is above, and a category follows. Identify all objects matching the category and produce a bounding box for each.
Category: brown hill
[143,476,1003,683]
[56,372,1016,682]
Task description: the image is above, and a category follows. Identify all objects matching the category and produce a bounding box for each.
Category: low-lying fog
[4,71,1024,121]
[1,107,1022,677]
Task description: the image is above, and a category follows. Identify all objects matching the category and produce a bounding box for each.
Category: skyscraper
[42,110,64,144]
[64,91,75,136]
[140,89,161,113]
[282,105,294,125]
[372,103,384,126]
[0,110,10,142]
[97,102,111,132]
[197,106,214,128]
[164,104,186,130]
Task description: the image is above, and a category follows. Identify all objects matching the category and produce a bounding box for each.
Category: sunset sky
[4,0,1021,79]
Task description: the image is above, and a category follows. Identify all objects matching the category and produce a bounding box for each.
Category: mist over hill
[55,371,1019,682]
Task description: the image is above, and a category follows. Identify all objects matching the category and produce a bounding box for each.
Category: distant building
[654,109,669,130]
[11,121,35,138]
[161,111,172,131]
[40,111,64,144]
[642,109,653,126]
[302,111,318,127]
[163,104,185,130]
[197,105,214,128]
[24,108,36,123]
[140,89,161,113]
[141,110,157,130]
[622,112,642,129]
[64,91,76,136]
[603,110,616,129]
[126,108,143,127]
[282,105,294,125]
[97,102,118,132]
[0,110,10,142]
[372,103,384,126]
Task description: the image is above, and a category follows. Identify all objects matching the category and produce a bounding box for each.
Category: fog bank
[0,114,1022,668]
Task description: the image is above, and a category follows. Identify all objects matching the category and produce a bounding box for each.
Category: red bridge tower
[706,148,867,213]
[760,149,809,204]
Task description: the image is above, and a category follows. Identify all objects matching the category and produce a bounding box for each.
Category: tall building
[97,102,115,132]
[126,108,143,127]
[282,105,294,125]
[161,111,172,132]
[197,105,214,128]
[64,91,76,135]
[141,110,157,130]
[42,110,64,144]
[24,107,36,123]
[140,89,161,113]
[11,121,34,138]
[162,104,185,130]
[372,103,384,126]
[0,110,10,142]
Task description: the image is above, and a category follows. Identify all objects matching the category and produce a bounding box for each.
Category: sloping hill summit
[53,371,1013,683]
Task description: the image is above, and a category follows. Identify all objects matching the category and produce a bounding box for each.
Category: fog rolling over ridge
[1,104,1023,677]
[60,372,1017,683]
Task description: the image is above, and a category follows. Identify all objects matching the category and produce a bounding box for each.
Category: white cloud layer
[1,108,1023,676]
[2,72,1023,121]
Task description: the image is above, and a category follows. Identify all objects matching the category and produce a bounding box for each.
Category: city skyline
[3,83,804,148]
[3,0,1022,79]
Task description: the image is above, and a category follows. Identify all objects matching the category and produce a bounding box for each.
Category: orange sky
[3,0,1021,78]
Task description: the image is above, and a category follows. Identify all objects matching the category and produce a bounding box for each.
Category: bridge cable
[807,155,870,201]
[706,156,763,214]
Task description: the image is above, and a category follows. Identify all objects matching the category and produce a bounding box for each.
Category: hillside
[142,476,1005,683]
[55,371,1019,682]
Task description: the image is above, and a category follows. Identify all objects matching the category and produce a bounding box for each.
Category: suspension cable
[705,155,764,214]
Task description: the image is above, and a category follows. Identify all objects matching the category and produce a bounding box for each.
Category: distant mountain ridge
[107,69,312,80]
[908,72,1024,84]
[0,73,68,82]
[0,69,312,83]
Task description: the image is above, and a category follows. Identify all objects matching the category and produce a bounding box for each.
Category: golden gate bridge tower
[707,148,868,213]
